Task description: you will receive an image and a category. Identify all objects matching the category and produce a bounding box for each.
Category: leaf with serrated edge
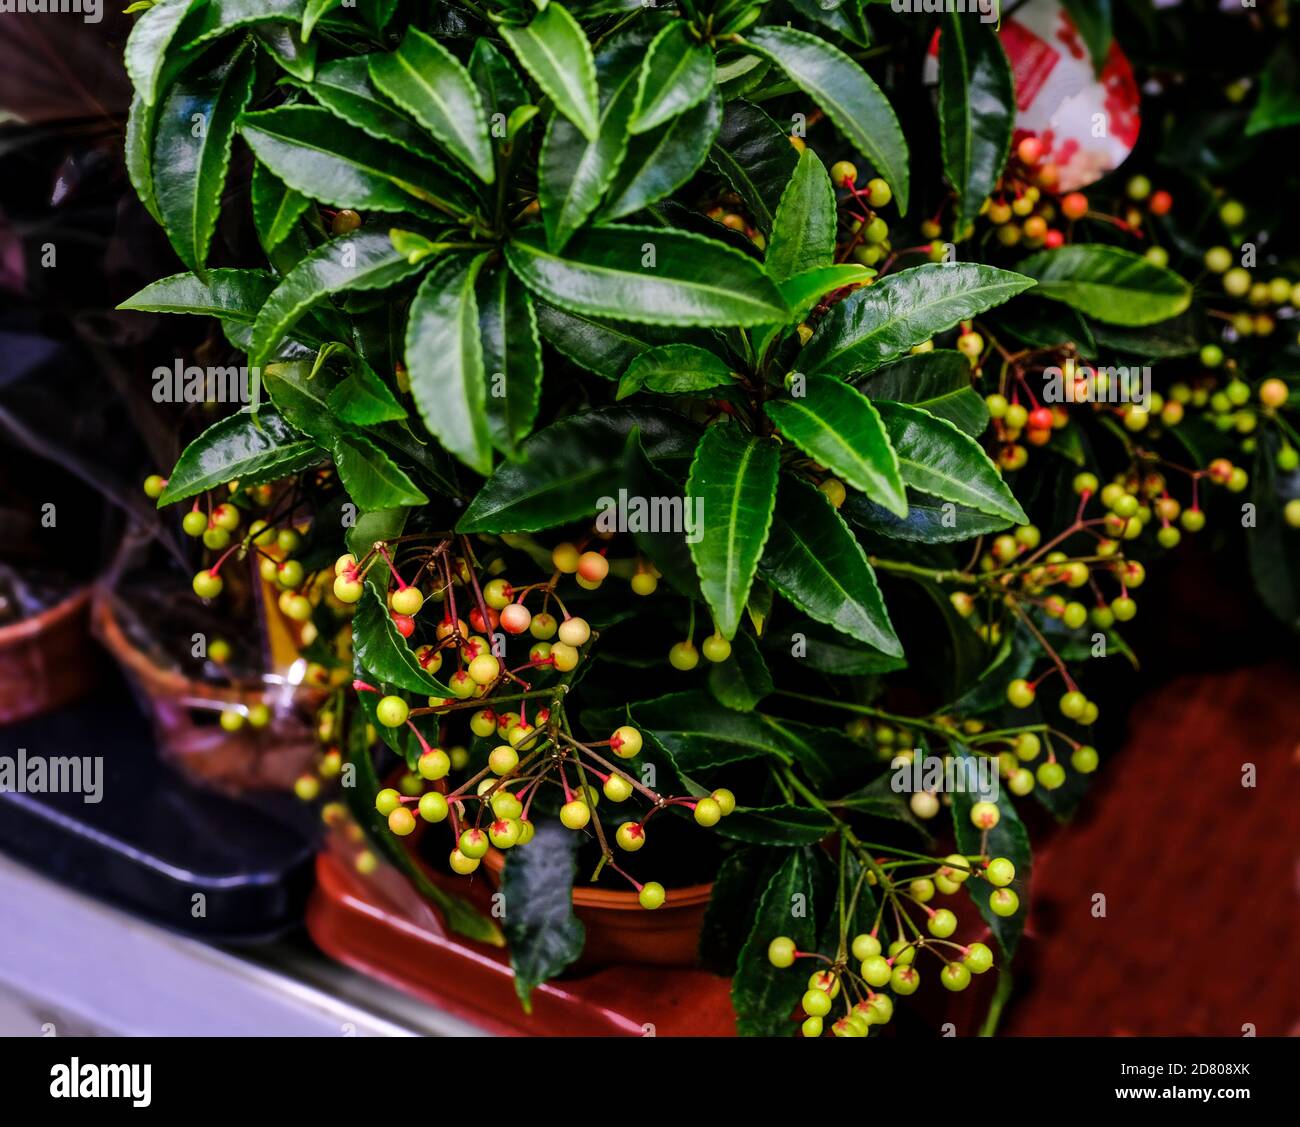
[687,423,780,639]
[500,4,599,141]
[766,148,836,283]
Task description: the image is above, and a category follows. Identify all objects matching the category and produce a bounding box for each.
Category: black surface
[0,675,317,943]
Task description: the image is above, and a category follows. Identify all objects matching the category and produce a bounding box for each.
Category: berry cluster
[766,850,1016,1037]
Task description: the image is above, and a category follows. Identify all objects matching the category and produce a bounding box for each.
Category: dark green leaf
[766,374,906,516]
[125,0,198,106]
[875,401,1026,523]
[938,16,1014,228]
[255,22,317,81]
[759,476,902,657]
[629,691,794,773]
[153,42,256,274]
[708,99,798,235]
[765,147,836,284]
[327,359,407,425]
[716,806,834,846]
[478,263,543,456]
[251,161,311,254]
[459,406,699,532]
[1016,244,1192,327]
[1061,0,1112,75]
[804,263,1036,376]
[621,430,702,599]
[369,28,495,183]
[352,585,451,695]
[853,351,988,437]
[686,423,781,639]
[331,432,428,509]
[405,253,492,475]
[844,488,1013,544]
[308,56,438,159]
[600,89,722,222]
[708,627,773,711]
[118,268,275,322]
[617,344,735,400]
[746,25,909,214]
[176,0,305,48]
[1247,45,1300,136]
[238,106,472,217]
[126,93,161,223]
[250,231,426,366]
[502,820,586,1009]
[1249,432,1300,631]
[302,0,343,40]
[158,406,324,505]
[761,613,907,675]
[501,4,600,141]
[732,848,818,1036]
[699,847,781,975]
[630,21,716,134]
[506,225,788,327]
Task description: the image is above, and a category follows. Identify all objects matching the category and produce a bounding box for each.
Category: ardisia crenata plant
[121,0,1299,1034]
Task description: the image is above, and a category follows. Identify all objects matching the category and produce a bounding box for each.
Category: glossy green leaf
[716,806,835,846]
[250,231,425,367]
[765,374,906,517]
[459,406,699,532]
[844,488,1013,544]
[125,93,161,223]
[686,423,780,640]
[118,268,275,323]
[875,401,1026,523]
[761,614,906,675]
[630,21,716,134]
[1017,244,1193,327]
[332,432,428,509]
[352,586,451,695]
[153,42,256,274]
[250,162,311,254]
[502,821,586,1009]
[616,344,735,400]
[158,406,324,505]
[308,56,437,159]
[1247,45,1300,136]
[256,22,317,80]
[176,0,305,48]
[628,691,794,774]
[699,847,782,975]
[469,39,530,181]
[506,225,788,327]
[327,359,407,425]
[759,477,902,657]
[538,26,643,252]
[534,302,663,379]
[708,100,799,235]
[732,848,819,1036]
[938,16,1014,229]
[238,106,472,217]
[369,28,495,183]
[804,263,1036,375]
[708,627,773,711]
[766,148,836,284]
[746,25,909,215]
[125,0,199,105]
[776,264,873,323]
[853,351,988,436]
[500,4,600,142]
[600,89,722,222]
[478,263,543,456]
[951,745,1032,957]
[405,254,492,475]
[302,0,343,40]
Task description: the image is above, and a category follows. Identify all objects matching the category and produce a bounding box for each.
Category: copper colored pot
[0,587,99,724]
[94,593,324,792]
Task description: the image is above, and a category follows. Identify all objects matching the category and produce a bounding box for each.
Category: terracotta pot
[93,592,324,792]
[0,587,99,724]
[478,846,713,969]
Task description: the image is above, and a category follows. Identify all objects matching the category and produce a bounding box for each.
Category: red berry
[1148,189,1172,216]
[1028,406,1053,430]
[391,613,415,637]
[500,603,531,634]
[469,606,499,633]
[1044,228,1065,249]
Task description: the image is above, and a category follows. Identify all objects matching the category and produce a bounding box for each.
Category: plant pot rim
[480,845,714,910]
[93,588,309,705]
[0,585,93,646]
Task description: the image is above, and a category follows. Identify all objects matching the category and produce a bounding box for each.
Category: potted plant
[119,0,1297,1035]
